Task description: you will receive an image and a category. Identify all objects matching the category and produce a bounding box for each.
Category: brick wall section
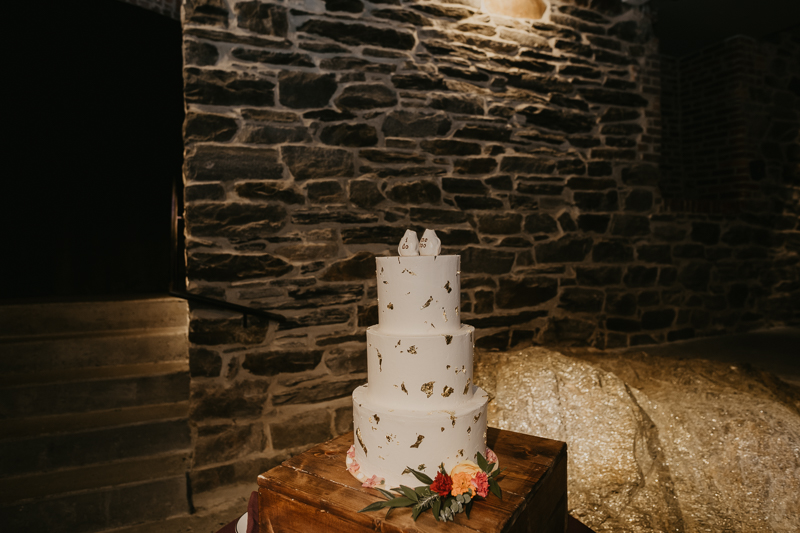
[180,0,799,494]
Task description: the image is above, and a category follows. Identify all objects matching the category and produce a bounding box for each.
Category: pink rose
[486,448,498,465]
[347,445,356,459]
[362,475,384,488]
[471,471,489,498]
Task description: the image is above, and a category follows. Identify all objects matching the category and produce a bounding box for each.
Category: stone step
[0,418,191,477]
[0,296,188,338]
[2,401,189,440]
[0,475,190,533]
[0,326,188,375]
[0,450,191,504]
[0,363,190,419]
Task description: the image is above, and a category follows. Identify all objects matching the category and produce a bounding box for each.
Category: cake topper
[398,229,419,256]
[419,229,441,256]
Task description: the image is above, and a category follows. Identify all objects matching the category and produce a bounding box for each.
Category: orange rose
[449,461,482,496]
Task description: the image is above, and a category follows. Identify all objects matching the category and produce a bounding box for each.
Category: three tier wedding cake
[347,229,490,488]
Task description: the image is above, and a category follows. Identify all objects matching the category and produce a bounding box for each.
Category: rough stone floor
[117,327,799,533]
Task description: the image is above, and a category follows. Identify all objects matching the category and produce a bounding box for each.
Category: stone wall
[180,0,798,494]
[119,0,181,19]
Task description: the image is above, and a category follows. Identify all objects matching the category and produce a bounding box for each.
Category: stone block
[195,421,265,466]
[454,195,504,209]
[605,291,637,316]
[282,146,354,181]
[559,288,604,313]
[278,71,337,109]
[593,240,634,263]
[637,244,671,264]
[185,145,282,182]
[420,139,481,156]
[387,180,441,204]
[184,39,219,66]
[324,348,368,375]
[320,123,378,147]
[624,189,653,211]
[578,214,610,233]
[431,94,485,115]
[271,378,366,406]
[624,266,658,287]
[460,247,516,274]
[341,226,406,245]
[410,207,467,224]
[567,177,617,190]
[236,182,305,205]
[495,276,558,309]
[574,191,619,211]
[186,202,287,240]
[189,316,270,345]
[184,112,237,142]
[242,350,324,377]
[236,2,288,36]
[320,252,375,281]
[184,68,274,106]
[479,213,523,234]
[335,84,398,110]
[382,110,451,137]
[525,214,559,234]
[186,184,225,202]
[641,309,676,330]
[536,236,593,263]
[611,214,650,236]
[190,348,222,377]
[191,381,269,421]
[185,0,228,27]
[673,244,705,259]
[475,330,510,351]
[520,106,595,133]
[678,263,712,292]
[298,19,415,49]
[606,318,641,332]
[334,406,354,436]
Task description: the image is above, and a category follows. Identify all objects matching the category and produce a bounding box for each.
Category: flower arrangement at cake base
[353,447,503,522]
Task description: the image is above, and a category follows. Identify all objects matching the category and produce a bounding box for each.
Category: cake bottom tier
[351,384,489,488]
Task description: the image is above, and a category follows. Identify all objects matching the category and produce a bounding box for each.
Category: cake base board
[257,427,567,533]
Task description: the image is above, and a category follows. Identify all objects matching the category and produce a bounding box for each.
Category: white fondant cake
[350,231,489,488]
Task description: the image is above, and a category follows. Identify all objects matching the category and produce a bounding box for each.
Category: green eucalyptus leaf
[439,463,448,475]
[385,506,394,519]
[358,501,389,513]
[398,485,419,502]
[489,478,502,500]
[407,467,434,485]
[477,451,489,471]
[385,496,415,508]
[411,505,423,521]
[376,488,395,500]
[432,497,441,520]
[465,500,473,518]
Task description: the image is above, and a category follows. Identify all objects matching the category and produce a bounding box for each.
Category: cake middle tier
[366,324,475,410]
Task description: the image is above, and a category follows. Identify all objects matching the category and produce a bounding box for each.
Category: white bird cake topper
[418,229,441,256]
[398,229,420,256]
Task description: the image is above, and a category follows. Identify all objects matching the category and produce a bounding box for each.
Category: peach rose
[450,460,483,496]
[449,460,482,478]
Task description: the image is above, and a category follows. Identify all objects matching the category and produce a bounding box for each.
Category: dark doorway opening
[3,0,184,300]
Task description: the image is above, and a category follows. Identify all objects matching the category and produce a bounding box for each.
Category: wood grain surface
[258,427,567,533]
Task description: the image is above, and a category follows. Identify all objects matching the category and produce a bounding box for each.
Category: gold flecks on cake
[369,416,374,424]
[467,427,471,434]
[356,427,367,456]
[463,378,471,395]
[374,414,380,424]
[407,345,417,354]
[442,385,454,397]
[474,412,481,423]
[379,456,385,460]
[377,350,382,371]
[458,449,464,457]
[455,306,459,315]
[396,340,401,347]
[444,281,452,293]
[418,464,426,471]
[383,280,388,284]
[386,435,392,442]
[387,303,393,309]
[442,308,448,322]
[446,365,451,369]
[445,335,453,345]
[410,435,425,448]
[401,268,416,276]
[401,382,408,394]
[421,381,435,398]
[421,296,433,309]
[450,414,457,427]
[441,427,445,432]
[402,467,412,475]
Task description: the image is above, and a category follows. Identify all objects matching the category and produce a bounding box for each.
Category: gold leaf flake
[379,456,385,460]
[383,280,388,284]
[356,427,367,456]
[445,335,453,345]
[402,467,412,475]
[441,427,445,432]
[374,414,380,424]
[396,340,401,347]
[451,414,457,427]
[444,281,452,293]
[421,296,433,309]
[446,365,451,369]
[387,303,393,309]
[458,449,464,457]
[467,427,471,434]
[407,345,417,354]
[464,378,471,395]
[401,268,416,276]
[443,308,447,322]
[401,382,408,394]
[455,306,459,315]
[418,464,426,471]
[386,435,392,442]
[410,435,425,448]
[377,350,382,372]
[442,385,454,397]
[474,412,481,423]
[421,381,435,398]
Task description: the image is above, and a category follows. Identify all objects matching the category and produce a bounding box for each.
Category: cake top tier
[375,230,461,335]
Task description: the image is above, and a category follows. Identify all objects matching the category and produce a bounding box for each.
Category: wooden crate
[258,427,567,533]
